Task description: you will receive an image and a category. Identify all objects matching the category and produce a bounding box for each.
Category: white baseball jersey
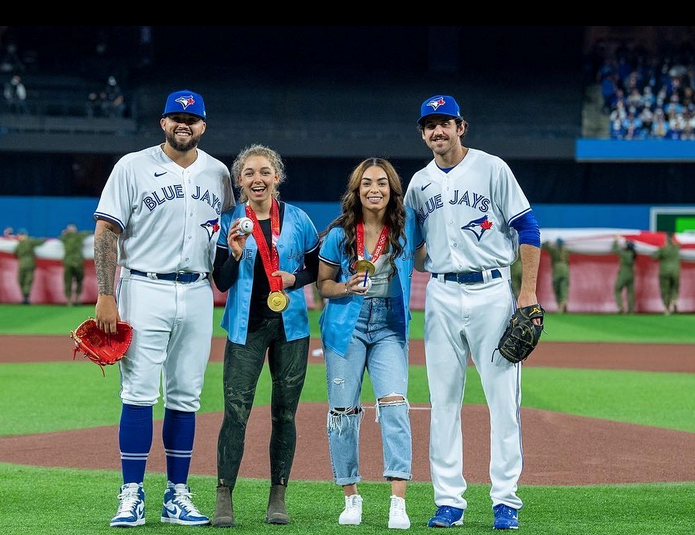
[94,145,234,273]
[404,148,531,273]
[405,147,526,512]
[94,144,234,410]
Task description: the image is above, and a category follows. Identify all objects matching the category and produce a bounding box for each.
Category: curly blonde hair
[230,144,286,203]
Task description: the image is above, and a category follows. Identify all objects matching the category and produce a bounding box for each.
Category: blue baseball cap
[162,90,206,120]
[418,95,462,125]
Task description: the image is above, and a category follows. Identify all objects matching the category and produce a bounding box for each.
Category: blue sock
[119,404,153,484]
[162,408,195,485]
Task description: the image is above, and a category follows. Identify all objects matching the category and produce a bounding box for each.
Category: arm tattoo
[94,225,119,295]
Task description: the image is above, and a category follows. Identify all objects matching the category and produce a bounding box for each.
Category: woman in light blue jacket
[317,158,425,529]
[211,144,319,527]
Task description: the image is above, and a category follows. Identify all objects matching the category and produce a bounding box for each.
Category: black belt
[129,269,208,283]
[432,269,501,284]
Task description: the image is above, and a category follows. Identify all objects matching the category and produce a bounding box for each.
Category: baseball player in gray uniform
[404,95,541,530]
[93,89,234,527]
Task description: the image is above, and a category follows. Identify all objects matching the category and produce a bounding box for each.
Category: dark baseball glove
[70,318,133,375]
[496,304,545,364]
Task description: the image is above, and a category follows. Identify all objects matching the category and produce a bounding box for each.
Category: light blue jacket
[318,207,422,357]
[218,202,319,344]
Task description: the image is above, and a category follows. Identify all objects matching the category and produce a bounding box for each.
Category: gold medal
[267,290,290,312]
[354,259,376,276]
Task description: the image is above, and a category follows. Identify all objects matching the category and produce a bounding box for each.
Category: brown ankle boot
[266,484,290,524]
[212,485,234,527]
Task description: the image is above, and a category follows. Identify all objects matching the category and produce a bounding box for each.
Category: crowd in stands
[86,76,127,118]
[0,40,25,74]
[594,39,695,140]
[1,27,132,119]
[3,74,27,114]
[1,30,28,115]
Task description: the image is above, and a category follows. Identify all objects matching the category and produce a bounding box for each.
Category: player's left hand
[272,270,297,290]
[497,303,545,365]
[516,291,542,326]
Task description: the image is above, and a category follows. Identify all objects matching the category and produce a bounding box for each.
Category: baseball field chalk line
[361,406,431,411]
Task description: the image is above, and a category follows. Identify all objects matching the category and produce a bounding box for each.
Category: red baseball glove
[70,318,133,375]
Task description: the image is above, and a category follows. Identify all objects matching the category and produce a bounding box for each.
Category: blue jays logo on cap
[418,94,461,125]
[163,90,206,120]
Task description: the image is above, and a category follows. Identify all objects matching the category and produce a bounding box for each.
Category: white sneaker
[339,494,363,525]
[388,495,410,529]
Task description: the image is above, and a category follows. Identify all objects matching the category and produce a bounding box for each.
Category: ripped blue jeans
[324,297,412,485]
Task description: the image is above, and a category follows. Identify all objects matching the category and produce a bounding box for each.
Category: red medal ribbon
[246,200,283,292]
[355,221,390,268]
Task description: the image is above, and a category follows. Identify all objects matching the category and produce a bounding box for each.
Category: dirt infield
[1,335,694,485]
[5,336,695,373]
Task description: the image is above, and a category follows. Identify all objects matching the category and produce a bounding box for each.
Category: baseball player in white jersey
[404,95,541,530]
[93,89,234,528]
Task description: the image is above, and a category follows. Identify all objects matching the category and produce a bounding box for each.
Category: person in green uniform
[612,236,637,313]
[14,229,47,304]
[542,237,570,313]
[652,232,681,314]
[59,223,92,305]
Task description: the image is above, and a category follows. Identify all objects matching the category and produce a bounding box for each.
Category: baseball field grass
[1,304,695,343]
[1,304,694,535]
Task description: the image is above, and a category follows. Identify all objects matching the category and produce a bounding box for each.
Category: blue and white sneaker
[427,505,464,528]
[493,504,519,530]
[161,482,210,526]
[110,482,145,527]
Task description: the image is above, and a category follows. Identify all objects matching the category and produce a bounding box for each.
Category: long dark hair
[324,158,406,278]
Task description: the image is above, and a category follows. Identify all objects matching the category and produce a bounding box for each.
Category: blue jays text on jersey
[143,185,223,214]
[415,189,492,225]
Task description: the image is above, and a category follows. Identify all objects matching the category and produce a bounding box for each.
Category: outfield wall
[1,232,693,313]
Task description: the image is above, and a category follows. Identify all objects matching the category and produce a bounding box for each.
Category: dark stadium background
[1,26,693,235]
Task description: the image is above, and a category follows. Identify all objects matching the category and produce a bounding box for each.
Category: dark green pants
[552,273,569,309]
[217,317,309,489]
[658,273,680,310]
[63,263,84,301]
[614,272,634,312]
[18,266,35,300]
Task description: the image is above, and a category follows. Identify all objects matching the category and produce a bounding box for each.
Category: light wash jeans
[324,297,412,485]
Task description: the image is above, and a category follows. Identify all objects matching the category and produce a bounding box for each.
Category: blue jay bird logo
[461,215,493,242]
[427,97,447,111]
[175,95,196,110]
[201,218,220,241]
